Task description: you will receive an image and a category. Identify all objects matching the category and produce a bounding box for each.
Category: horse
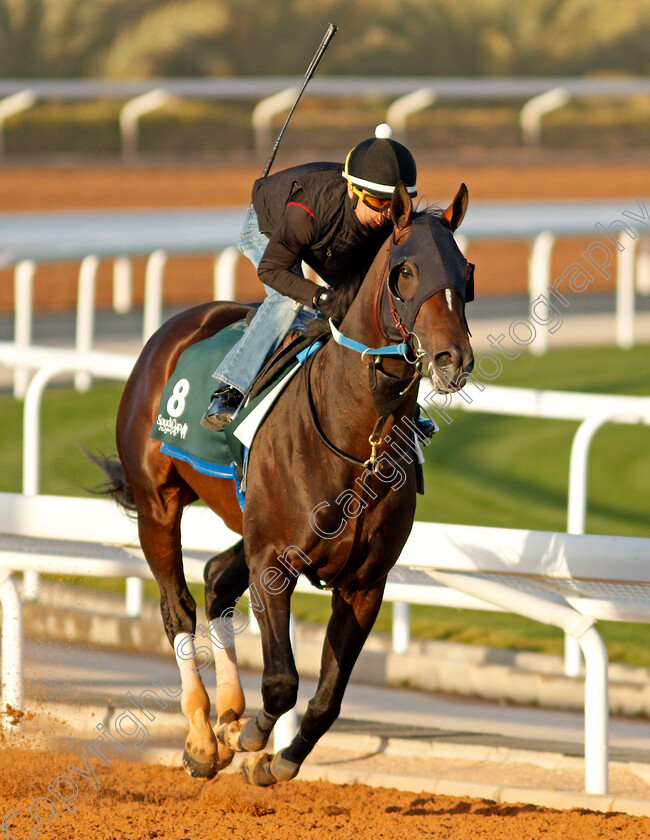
[93,181,474,786]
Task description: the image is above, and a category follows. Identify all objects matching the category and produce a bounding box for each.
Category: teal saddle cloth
[150,319,319,510]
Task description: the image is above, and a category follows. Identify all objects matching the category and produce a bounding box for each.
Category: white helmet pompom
[374,123,393,139]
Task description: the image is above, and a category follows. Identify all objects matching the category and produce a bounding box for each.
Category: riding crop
[260,22,338,179]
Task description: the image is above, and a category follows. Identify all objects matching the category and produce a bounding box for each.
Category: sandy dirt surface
[2,745,650,840]
[1,160,649,313]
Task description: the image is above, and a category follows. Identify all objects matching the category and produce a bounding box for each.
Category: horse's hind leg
[135,487,220,779]
[203,539,249,769]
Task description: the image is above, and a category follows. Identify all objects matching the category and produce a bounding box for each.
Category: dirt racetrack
[1,159,650,314]
[2,746,650,840]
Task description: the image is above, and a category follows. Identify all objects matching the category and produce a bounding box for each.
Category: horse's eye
[394,262,418,300]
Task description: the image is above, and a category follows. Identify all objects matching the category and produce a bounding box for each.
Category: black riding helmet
[343,124,417,198]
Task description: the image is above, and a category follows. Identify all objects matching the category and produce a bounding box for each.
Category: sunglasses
[350,184,392,212]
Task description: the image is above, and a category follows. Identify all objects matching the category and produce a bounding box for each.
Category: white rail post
[113,257,133,313]
[615,234,638,350]
[20,356,136,600]
[563,632,583,679]
[386,88,437,143]
[428,569,609,794]
[18,284,42,599]
[252,88,299,156]
[637,235,650,295]
[125,577,144,618]
[0,90,36,158]
[74,255,100,392]
[564,406,649,674]
[119,89,172,159]
[214,247,240,300]
[142,250,168,342]
[22,357,137,502]
[392,602,410,654]
[520,87,570,146]
[528,231,555,356]
[13,259,36,399]
[0,576,24,731]
[272,612,297,752]
[581,626,609,795]
[21,571,40,602]
[565,412,608,676]
[22,366,46,604]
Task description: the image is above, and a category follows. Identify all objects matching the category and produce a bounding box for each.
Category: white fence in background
[2,201,648,400]
[8,245,241,398]
[1,76,650,155]
[407,384,650,675]
[2,490,650,794]
[422,385,650,538]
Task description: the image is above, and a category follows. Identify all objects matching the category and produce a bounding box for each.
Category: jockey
[201,124,420,432]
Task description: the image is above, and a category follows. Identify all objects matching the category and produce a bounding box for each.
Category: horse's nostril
[434,351,455,369]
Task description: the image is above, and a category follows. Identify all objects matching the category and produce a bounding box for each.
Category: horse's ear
[440,183,469,232]
[390,181,412,234]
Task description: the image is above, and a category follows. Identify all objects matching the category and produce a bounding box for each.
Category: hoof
[240,753,277,787]
[217,716,272,753]
[182,747,218,779]
[214,726,236,771]
[216,718,248,752]
[270,751,300,782]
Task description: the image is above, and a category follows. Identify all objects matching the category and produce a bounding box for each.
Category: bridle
[373,226,413,343]
[303,229,424,475]
[304,213,473,473]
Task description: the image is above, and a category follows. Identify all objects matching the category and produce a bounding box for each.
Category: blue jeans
[212,205,303,394]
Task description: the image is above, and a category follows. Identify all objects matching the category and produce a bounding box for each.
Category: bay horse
[94,182,474,786]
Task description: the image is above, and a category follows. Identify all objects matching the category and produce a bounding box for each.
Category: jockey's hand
[312,288,331,317]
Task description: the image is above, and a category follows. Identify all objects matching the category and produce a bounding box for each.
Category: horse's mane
[300,204,442,341]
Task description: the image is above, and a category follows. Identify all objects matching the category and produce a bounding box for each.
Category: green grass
[417,344,650,537]
[0,380,125,496]
[4,343,650,666]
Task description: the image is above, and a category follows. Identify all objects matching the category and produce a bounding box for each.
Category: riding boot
[200,386,243,432]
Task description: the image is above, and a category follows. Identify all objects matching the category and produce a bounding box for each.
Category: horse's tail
[85,451,137,516]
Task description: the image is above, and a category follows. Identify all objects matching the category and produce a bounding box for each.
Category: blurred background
[0,0,649,156]
[0,0,650,533]
[0,0,649,653]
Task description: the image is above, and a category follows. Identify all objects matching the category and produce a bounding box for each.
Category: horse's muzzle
[427,349,474,394]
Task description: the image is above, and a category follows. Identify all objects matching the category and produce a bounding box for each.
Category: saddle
[150,310,324,511]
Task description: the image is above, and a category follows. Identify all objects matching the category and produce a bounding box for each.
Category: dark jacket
[251,162,391,307]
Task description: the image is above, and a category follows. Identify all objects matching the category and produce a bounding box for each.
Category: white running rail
[2,491,650,794]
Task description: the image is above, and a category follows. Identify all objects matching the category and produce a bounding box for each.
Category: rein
[303,230,422,473]
[302,349,420,473]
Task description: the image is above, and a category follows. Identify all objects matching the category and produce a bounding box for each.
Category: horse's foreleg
[240,584,384,786]
[204,539,249,769]
[218,570,298,760]
[137,500,218,779]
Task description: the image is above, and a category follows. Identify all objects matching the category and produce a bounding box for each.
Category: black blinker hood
[381,214,474,341]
